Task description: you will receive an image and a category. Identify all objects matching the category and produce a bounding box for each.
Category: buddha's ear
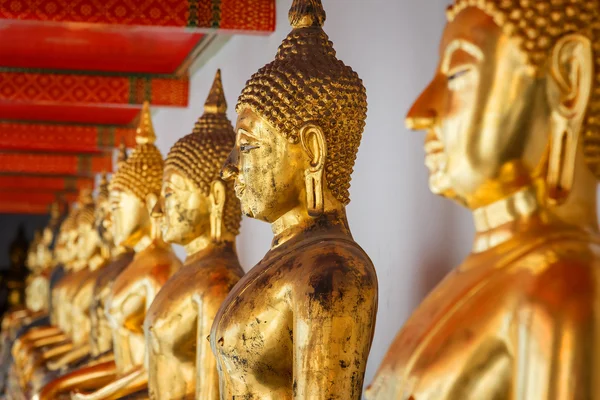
[299,123,327,217]
[546,33,593,204]
[209,179,226,243]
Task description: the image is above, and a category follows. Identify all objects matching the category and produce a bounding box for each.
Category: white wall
[153,0,474,388]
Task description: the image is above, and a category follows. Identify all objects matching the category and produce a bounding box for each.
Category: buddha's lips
[424,139,446,174]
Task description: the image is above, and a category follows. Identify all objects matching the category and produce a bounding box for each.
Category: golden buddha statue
[23,230,42,313]
[65,102,181,400]
[366,1,600,399]
[44,175,112,372]
[17,192,102,394]
[212,1,378,398]
[14,205,79,357]
[36,150,137,400]
[144,69,244,400]
[8,204,80,397]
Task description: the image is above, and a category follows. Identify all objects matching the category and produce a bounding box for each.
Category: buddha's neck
[88,253,107,271]
[184,234,212,258]
[185,239,234,265]
[132,234,152,253]
[271,206,351,248]
[471,186,539,253]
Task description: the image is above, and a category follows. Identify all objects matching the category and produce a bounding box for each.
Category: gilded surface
[367,1,600,399]
[144,70,243,400]
[211,1,378,398]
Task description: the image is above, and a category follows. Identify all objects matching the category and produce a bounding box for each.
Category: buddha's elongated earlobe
[210,179,226,242]
[300,124,327,217]
[546,34,593,205]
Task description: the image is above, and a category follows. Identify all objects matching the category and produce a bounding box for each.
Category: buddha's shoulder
[512,238,600,313]
[281,237,377,291]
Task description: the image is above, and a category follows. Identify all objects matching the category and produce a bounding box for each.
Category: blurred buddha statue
[24,200,63,318]
[9,202,80,397]
[2,225,31,314]
[0,225,30,393]
[367,1,600,399]
[41,175,112,374]
[144,70,244,400]
[17,191,101,394]
[65,102,181,400]
[213,1,378,398]
[37,147,136,400]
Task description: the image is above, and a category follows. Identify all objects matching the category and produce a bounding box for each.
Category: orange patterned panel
[0,0,190,27]
[0,0,275,31]
[0,122,136,152]
[0,175,94,191]
[219,0,276,32]
[0,153,112,175]
[0,72,188,106]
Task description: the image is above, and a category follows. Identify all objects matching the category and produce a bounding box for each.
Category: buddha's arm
[512,298,597,399]
[145,301,197,399]
[293,265,378,400]
[35,361,118,400]
[193,292,222,400]
[109,281,148,330]
[70,365,147,400]
[47,343,91,371]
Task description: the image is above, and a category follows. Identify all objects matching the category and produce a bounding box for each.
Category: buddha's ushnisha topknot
[289,0,326,28]
[165,70,242,235]
[59,202,79,234]
[446,0,600,179]
[117,139,128,170]
[237,0,367,205]
[110,102,164,200]
[96,173,109,206]
[77,187,96,226]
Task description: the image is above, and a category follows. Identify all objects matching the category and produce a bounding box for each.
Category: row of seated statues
[2,0,600,398]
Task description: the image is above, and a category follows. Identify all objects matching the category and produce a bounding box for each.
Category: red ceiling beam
[0,175,94,192]
[0,122,136,153]
[0,153,112,175]
[0,191,78,204]
[0,0,276,32]
[0,191,78,215]
[0,202,50,214]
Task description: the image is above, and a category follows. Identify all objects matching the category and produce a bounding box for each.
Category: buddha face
[76,221,100,262]
[109,189,148,247]
[162,169,209,245]
[407,7,550,208]
[95,200,113,248]
[64,228,79,263]
[223,108,307,222]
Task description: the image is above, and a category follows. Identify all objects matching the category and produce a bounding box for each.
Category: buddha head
[406,0,600,212]
[221,0,367,223]
[26,230,41,272]
[109,102,163,248]
[54,203,80,266]
[75,188,100,262]
[163,70,241,247]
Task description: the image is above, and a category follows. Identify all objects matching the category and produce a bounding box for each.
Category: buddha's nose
[221,149,240,182]
[406,78,440,131]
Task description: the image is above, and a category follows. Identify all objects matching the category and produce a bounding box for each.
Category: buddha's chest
[380,270,518,400]
[213,260,294,389]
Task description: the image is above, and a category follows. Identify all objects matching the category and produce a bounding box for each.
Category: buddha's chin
[428,170,458,199]
[241,205,255,219]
